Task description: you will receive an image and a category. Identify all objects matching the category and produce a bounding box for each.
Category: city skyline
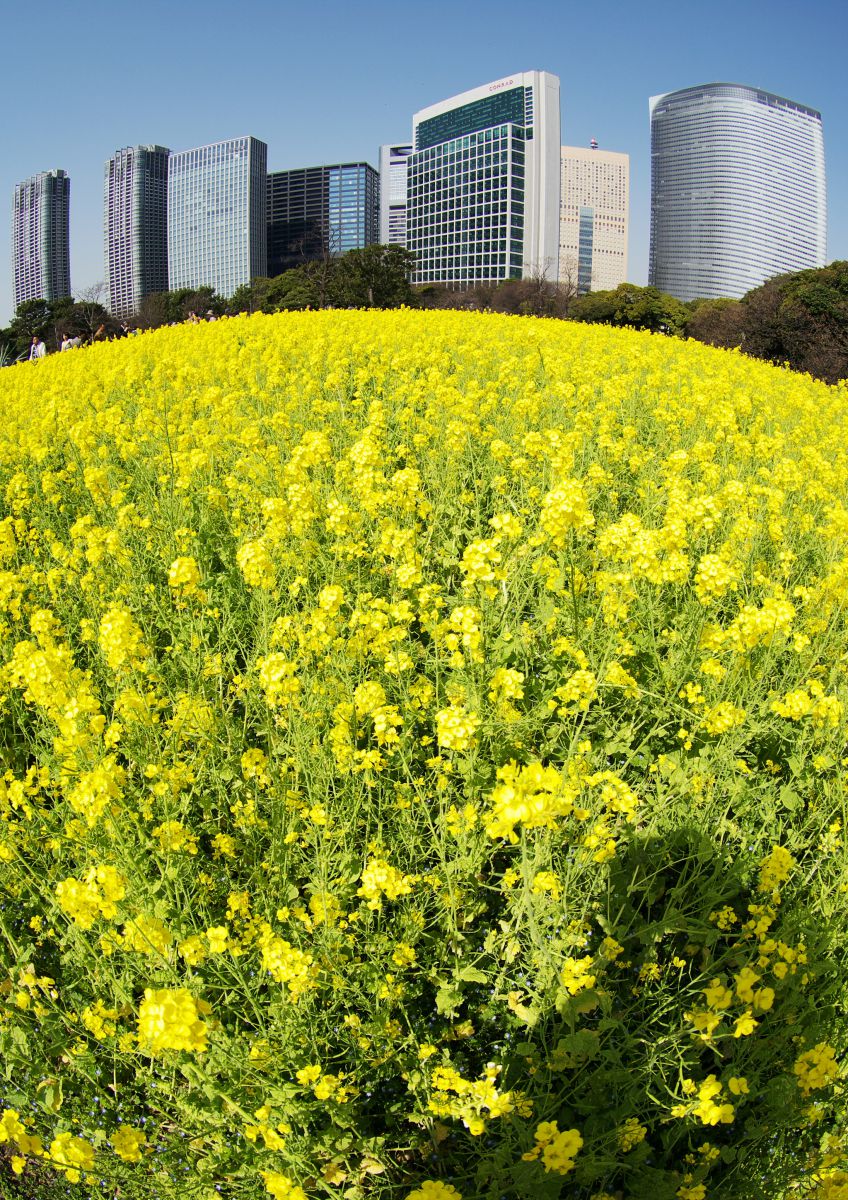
[2,0,846,323]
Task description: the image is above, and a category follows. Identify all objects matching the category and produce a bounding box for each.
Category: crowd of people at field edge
[29,324,114,361]
[27,308,222,362]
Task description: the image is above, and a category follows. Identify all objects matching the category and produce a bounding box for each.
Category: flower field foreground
[0,311,847,1200]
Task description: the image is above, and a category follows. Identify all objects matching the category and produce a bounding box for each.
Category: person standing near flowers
[29,335,46,361]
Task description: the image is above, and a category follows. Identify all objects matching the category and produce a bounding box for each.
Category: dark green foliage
[569,284,690,335]
[687,261,848,383]
[6,295,119,353]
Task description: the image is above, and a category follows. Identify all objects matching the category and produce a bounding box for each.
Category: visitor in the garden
[29,335,46,361]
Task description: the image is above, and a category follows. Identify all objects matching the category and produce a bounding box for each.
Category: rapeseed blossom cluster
[136,987,210,1054]
[522,1120,583,1174]
[1,310,847,1198]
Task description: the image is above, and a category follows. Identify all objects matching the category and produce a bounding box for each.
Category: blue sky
[2,0,846,324]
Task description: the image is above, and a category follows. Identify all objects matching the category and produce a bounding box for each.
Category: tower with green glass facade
[407,71,561,286]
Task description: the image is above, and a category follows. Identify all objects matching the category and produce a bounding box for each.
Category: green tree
[330,244,416,308]
[8,298,55,354]
[269,268,322,310]
[135,291,171,329]
[754,261,848,382]
[570,283,689,335]
[227,278,274,315]
[686,297,745,349]
[686,262,848,383]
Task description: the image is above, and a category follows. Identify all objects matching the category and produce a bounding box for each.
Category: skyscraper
[649,83,827,302]
[104,145,169,319]
[168,136,267,297]
[379,144,413,246]
[12,169,71,308]
[407,71,561,287]
[267,163,378,277]
[560,146,629,293]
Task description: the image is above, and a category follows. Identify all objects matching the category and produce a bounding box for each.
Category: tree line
[3,250,846,385]
[559,263,848,385]
[0,245,417,360]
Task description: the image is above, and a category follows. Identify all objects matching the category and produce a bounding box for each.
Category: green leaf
[779,785,800,811]
[436,985,462,1015]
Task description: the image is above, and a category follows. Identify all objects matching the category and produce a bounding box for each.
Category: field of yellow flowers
[0,310,847,1200]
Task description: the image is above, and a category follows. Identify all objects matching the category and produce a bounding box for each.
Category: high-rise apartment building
[649,83,827,301]
[379,144,413,246]
[168,136,267,297]
[12,169,71,308]
[560,146,629,293]
[267,163,379,277]
[407,71,561,286]
[104,145,169,318]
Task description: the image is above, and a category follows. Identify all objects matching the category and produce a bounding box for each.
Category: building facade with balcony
[13,169,71,307]
[104,145,169,318]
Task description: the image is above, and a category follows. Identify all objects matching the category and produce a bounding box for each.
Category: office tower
[379,143,413,246]
[649,83,827,302]
[407,71,561,286]
[560,145,629,293]
[266,163,379,277]
[168,136,267,297]
[12,169,71,307]
[104,145,169,318]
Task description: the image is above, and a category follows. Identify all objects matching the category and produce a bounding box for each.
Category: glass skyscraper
[407,71,561,287]
[379,144,413,246]
[266,163,378,277]
[12,169,71,307]
[104,145,169,318]
[168,136,267,297]
[560,146,629,293]
[649,83,827,301]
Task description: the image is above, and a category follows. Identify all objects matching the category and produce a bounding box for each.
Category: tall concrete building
[407,71,561,286]
[649,83,827,301]
[168,136,267,297]
[104,145,169,318]
[379,143,413,246]
[267,162,378,277]
[560,145,629,293]
[12,169,71,308]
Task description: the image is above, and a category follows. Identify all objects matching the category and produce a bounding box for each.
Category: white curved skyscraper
[649,83,826,301]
